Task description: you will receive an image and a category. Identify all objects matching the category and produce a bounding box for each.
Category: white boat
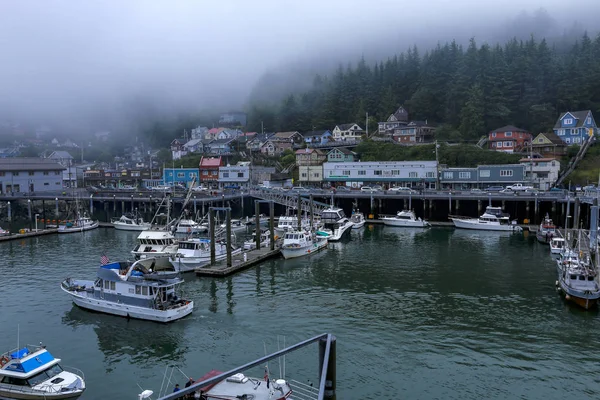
[220,219,247,232]
[550,237,566,255]
[61,260,193,323]
[0,343,85,399]
[318,207,353,242]
[555,246,600,310]
[169,238,242,272]
[281,230,328,259]
[57,215,99,234]
[0,227,9,236]
[449,206,523,232]
[536,213,557,244]
[111,214,151,231]
[243,229,271,250]
[244,214,270,226]
[274,215,314,236]
[176,219,206,234]
[350,211,366,229]
[203,373,292,400]
[131,230,179,260]
[380,210,429,228]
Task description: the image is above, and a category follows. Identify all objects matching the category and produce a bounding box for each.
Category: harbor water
[1,226,600,399]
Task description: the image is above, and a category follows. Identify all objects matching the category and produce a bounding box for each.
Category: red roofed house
[199,156,223,184]
[488,125,532,153]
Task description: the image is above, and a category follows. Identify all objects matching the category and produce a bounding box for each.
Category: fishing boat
[550,237,566,255]
[57,214,99,234]
[555,248,600,310]
[318,207,353,242]
[220,219,247,232]
[175,219,206,235]
[61,260,193,322]
[0,227,9,236]
[131,230,179,260]
[281,230,328,259]
[111,213,151,231]
[0,343,86,399]
[350,211,365,229]
[243,229,271,250]
[536,213,557,244]
[245,214,270,226]
[380,210,429,228]
[449,206,522,232]
[201,372,292,400]
[274,215,315,236]
[169,238,242,272]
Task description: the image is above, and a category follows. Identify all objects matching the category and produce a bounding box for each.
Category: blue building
[303,130,332,146]
[440,164,525,189]
[162,168,199,188]
[553,110,597,145]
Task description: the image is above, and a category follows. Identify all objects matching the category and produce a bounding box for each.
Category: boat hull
[351,220,365,229]
[0,387,84,400]
[61,287,193,323]
[381,218,429,228]
[57,222,99,234]
[557,281,600,310]
[450,218,520,231]
[536,232,554,244]
[112,223,151,231]
[281,239,328,259]
[171,249,242,272]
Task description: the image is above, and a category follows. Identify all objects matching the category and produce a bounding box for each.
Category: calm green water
[1,226,600,399]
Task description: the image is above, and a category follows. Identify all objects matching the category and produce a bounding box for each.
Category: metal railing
[250,190,330,214]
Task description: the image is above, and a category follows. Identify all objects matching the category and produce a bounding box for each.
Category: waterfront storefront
[440,164,525,189]
[0,158,65,194]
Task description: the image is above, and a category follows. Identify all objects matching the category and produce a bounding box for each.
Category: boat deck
[195,246,281,277]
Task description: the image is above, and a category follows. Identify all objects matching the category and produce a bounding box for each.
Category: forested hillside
[246,34,600,140]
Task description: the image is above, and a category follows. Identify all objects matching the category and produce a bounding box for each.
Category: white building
[218,164,250,188]
[520,157,561,190]
[323,160,438,189]
[332,123,364,141]
[299,166,323,185]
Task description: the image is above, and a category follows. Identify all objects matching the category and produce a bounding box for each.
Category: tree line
[246,33,600,140]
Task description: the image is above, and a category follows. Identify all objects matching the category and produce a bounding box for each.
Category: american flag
[100,254,110,265]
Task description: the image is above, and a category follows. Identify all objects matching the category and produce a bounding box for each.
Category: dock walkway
[0,229,58,242]
[195,246,281,277]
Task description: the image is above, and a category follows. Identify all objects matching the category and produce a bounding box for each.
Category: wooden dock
[195,246,282,277]
[0,229,58,242]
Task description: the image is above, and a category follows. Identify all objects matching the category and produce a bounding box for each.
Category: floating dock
[195,246,281,277]
[0,229,58,242]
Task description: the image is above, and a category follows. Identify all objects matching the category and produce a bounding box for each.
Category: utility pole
[365,112,369,138]
[435,140,440,190]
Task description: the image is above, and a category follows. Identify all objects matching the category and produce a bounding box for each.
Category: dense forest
[246,33,600,141]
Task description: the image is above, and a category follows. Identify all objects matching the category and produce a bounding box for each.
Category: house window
[13,172,19,176]
[301,173,307,178]
[28,171,34,176]
[358,170,366,176]
[566,138,571,144]
[313,173,320,178]
[44,182,49,185]
[443,172,454,179]
[538,138,543,143]
[202,171,208,175]
[392,170,400,175]
[43,171,49,175]
[500,170,513,177]
[237,172,244,178]
[189,173,197,178]
[374,170,382,176]
[342,170,350,176]
[409,172,418,178]
[426,172,435,178]
[479,170,490,178]
[504,141,512,147]
[223,172,229,178]
[459,172,471,179]
[564,118,573,125]
[491,132,496,137]
[497,142,502,148]
[587,117,592,124]
[177,172,185,178]
[505,132,512,137]
[169,172,173,177]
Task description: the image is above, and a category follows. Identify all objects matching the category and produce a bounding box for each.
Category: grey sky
[0,0,597,128]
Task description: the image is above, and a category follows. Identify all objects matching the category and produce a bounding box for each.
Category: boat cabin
[283,231,313,247]
[321,208,346,224]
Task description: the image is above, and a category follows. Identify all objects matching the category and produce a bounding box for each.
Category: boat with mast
[131,196,179,260]
[111,210,151,231]
[536,213,557,244]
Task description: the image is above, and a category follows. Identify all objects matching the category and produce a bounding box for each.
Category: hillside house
[260,138,293,156]
[219,111,247,127]
[392,121,435,144]
[378,106,409,135]
[531,132,567,158]
[488,125,532,153]
[199,156,223,184]
[295,148,326,166]
[303,130,332,146]
[327,147,356,163]
[247,133,273,152]
[171,139,188,160]
[553,110,597,145]
[206,138,235,154]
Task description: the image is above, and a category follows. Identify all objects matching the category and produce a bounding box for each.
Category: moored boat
[318,207,353,241]
[350,211,365,229]
[536,213,557,244]
[0,343,86,399]
[202,372,292,400]
[131,230,178,260]
[380,210,429,228]
[61,260,193,322]
[281,229,328,259]
[111,213,151,231]
[555,249,600,310]
[175,219,206,235]
[0,227,9,236]
[449,206,522,232]
[550,237,565,255]
[57,214,99,234]
[169,238,242,272]
[243,229,271,250]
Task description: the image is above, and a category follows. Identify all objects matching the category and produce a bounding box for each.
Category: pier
[195,246,282,277]
[0,228,58,242]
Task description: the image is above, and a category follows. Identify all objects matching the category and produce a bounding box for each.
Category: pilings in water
[319,335,337,400]
[574,197,581,230]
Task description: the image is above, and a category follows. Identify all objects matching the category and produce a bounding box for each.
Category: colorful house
[303,130,332,146]
[199,156,223,184]
[488,125,532,153]
[326,147,356,163]
[553,110,597,145]
[162,168,199,188]
[531,132,567,158]
[378,106,409,135]
[332,123,364,141]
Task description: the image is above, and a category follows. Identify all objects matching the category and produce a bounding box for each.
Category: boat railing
[62,365,86,380]
[290,379,320,400]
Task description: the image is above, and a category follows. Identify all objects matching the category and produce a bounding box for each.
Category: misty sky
[1,0,598,128]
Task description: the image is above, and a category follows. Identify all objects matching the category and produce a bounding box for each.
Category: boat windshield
[27,364,63,387]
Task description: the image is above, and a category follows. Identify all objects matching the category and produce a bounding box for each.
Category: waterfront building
[323,160,438,189]
[163,168,199,188]
[296,148,326,186]
[553,110,597,145]
[332,123,364,141]
[327,147,356,163]
[47,150,77,188]
[85,168,158,188]
[531,132,567,158]
[199,156,223,185]
[378,106,409,136]
[488,125,532,153]
[249,165,276,185]
[0,157,65,194]
[218,163,250,189]
[440,164,525,190]
[520,157,561,190]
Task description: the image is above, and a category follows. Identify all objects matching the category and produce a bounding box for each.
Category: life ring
[0,356,10,366]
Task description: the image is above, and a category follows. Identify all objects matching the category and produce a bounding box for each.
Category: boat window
[142,286,148,295]
[1,376,28,386]
[104,280,110,289]
[588,276,594,281]
[136,285,141,295]
[27,364,63,387]
[110,281,116,290]
[570,275,577,280]
[95,279,103,288]
[578,276,586,281]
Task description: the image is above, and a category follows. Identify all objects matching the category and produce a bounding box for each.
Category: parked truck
[504,183,534,192]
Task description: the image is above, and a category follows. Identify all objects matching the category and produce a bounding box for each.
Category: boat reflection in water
[61,307,188,367]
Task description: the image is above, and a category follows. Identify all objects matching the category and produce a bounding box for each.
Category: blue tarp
[10,348,29,359]
[101,262,122,270]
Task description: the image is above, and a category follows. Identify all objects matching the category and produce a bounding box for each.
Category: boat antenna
[17,324,19,351]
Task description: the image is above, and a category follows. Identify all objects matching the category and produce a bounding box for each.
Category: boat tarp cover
[8,350,54,373]
[316,231,329,236]
[10,348,30,359]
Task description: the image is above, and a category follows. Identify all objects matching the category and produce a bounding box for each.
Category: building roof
[0,157,66,171]
[200,156,223,168]
[490,125,529,133]
[533,132,565,146]
[209,138,235,145]
[519,157,559,163]
[328,147,355,155]
[335,123,361,131]
[183,138,203,148]
[48,150,74,160]
[303,130,331,137]
[295,148,325,155]
[554,110,594,129]
[208,127,226,134]
[274,131,302,139]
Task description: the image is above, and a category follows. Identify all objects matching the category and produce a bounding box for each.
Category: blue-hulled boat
[0,343,85,399]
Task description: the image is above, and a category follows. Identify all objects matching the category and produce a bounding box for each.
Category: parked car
[485,186,504,192]
[290,186,310,193]
[470,188,483,193]
[360,186,377,193]
[372,185,383,191]
[388,186,417,193]
[334,186,350,192]
[151,185,172,192]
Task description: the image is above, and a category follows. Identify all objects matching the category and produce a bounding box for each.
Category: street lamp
[34,214,39,232]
